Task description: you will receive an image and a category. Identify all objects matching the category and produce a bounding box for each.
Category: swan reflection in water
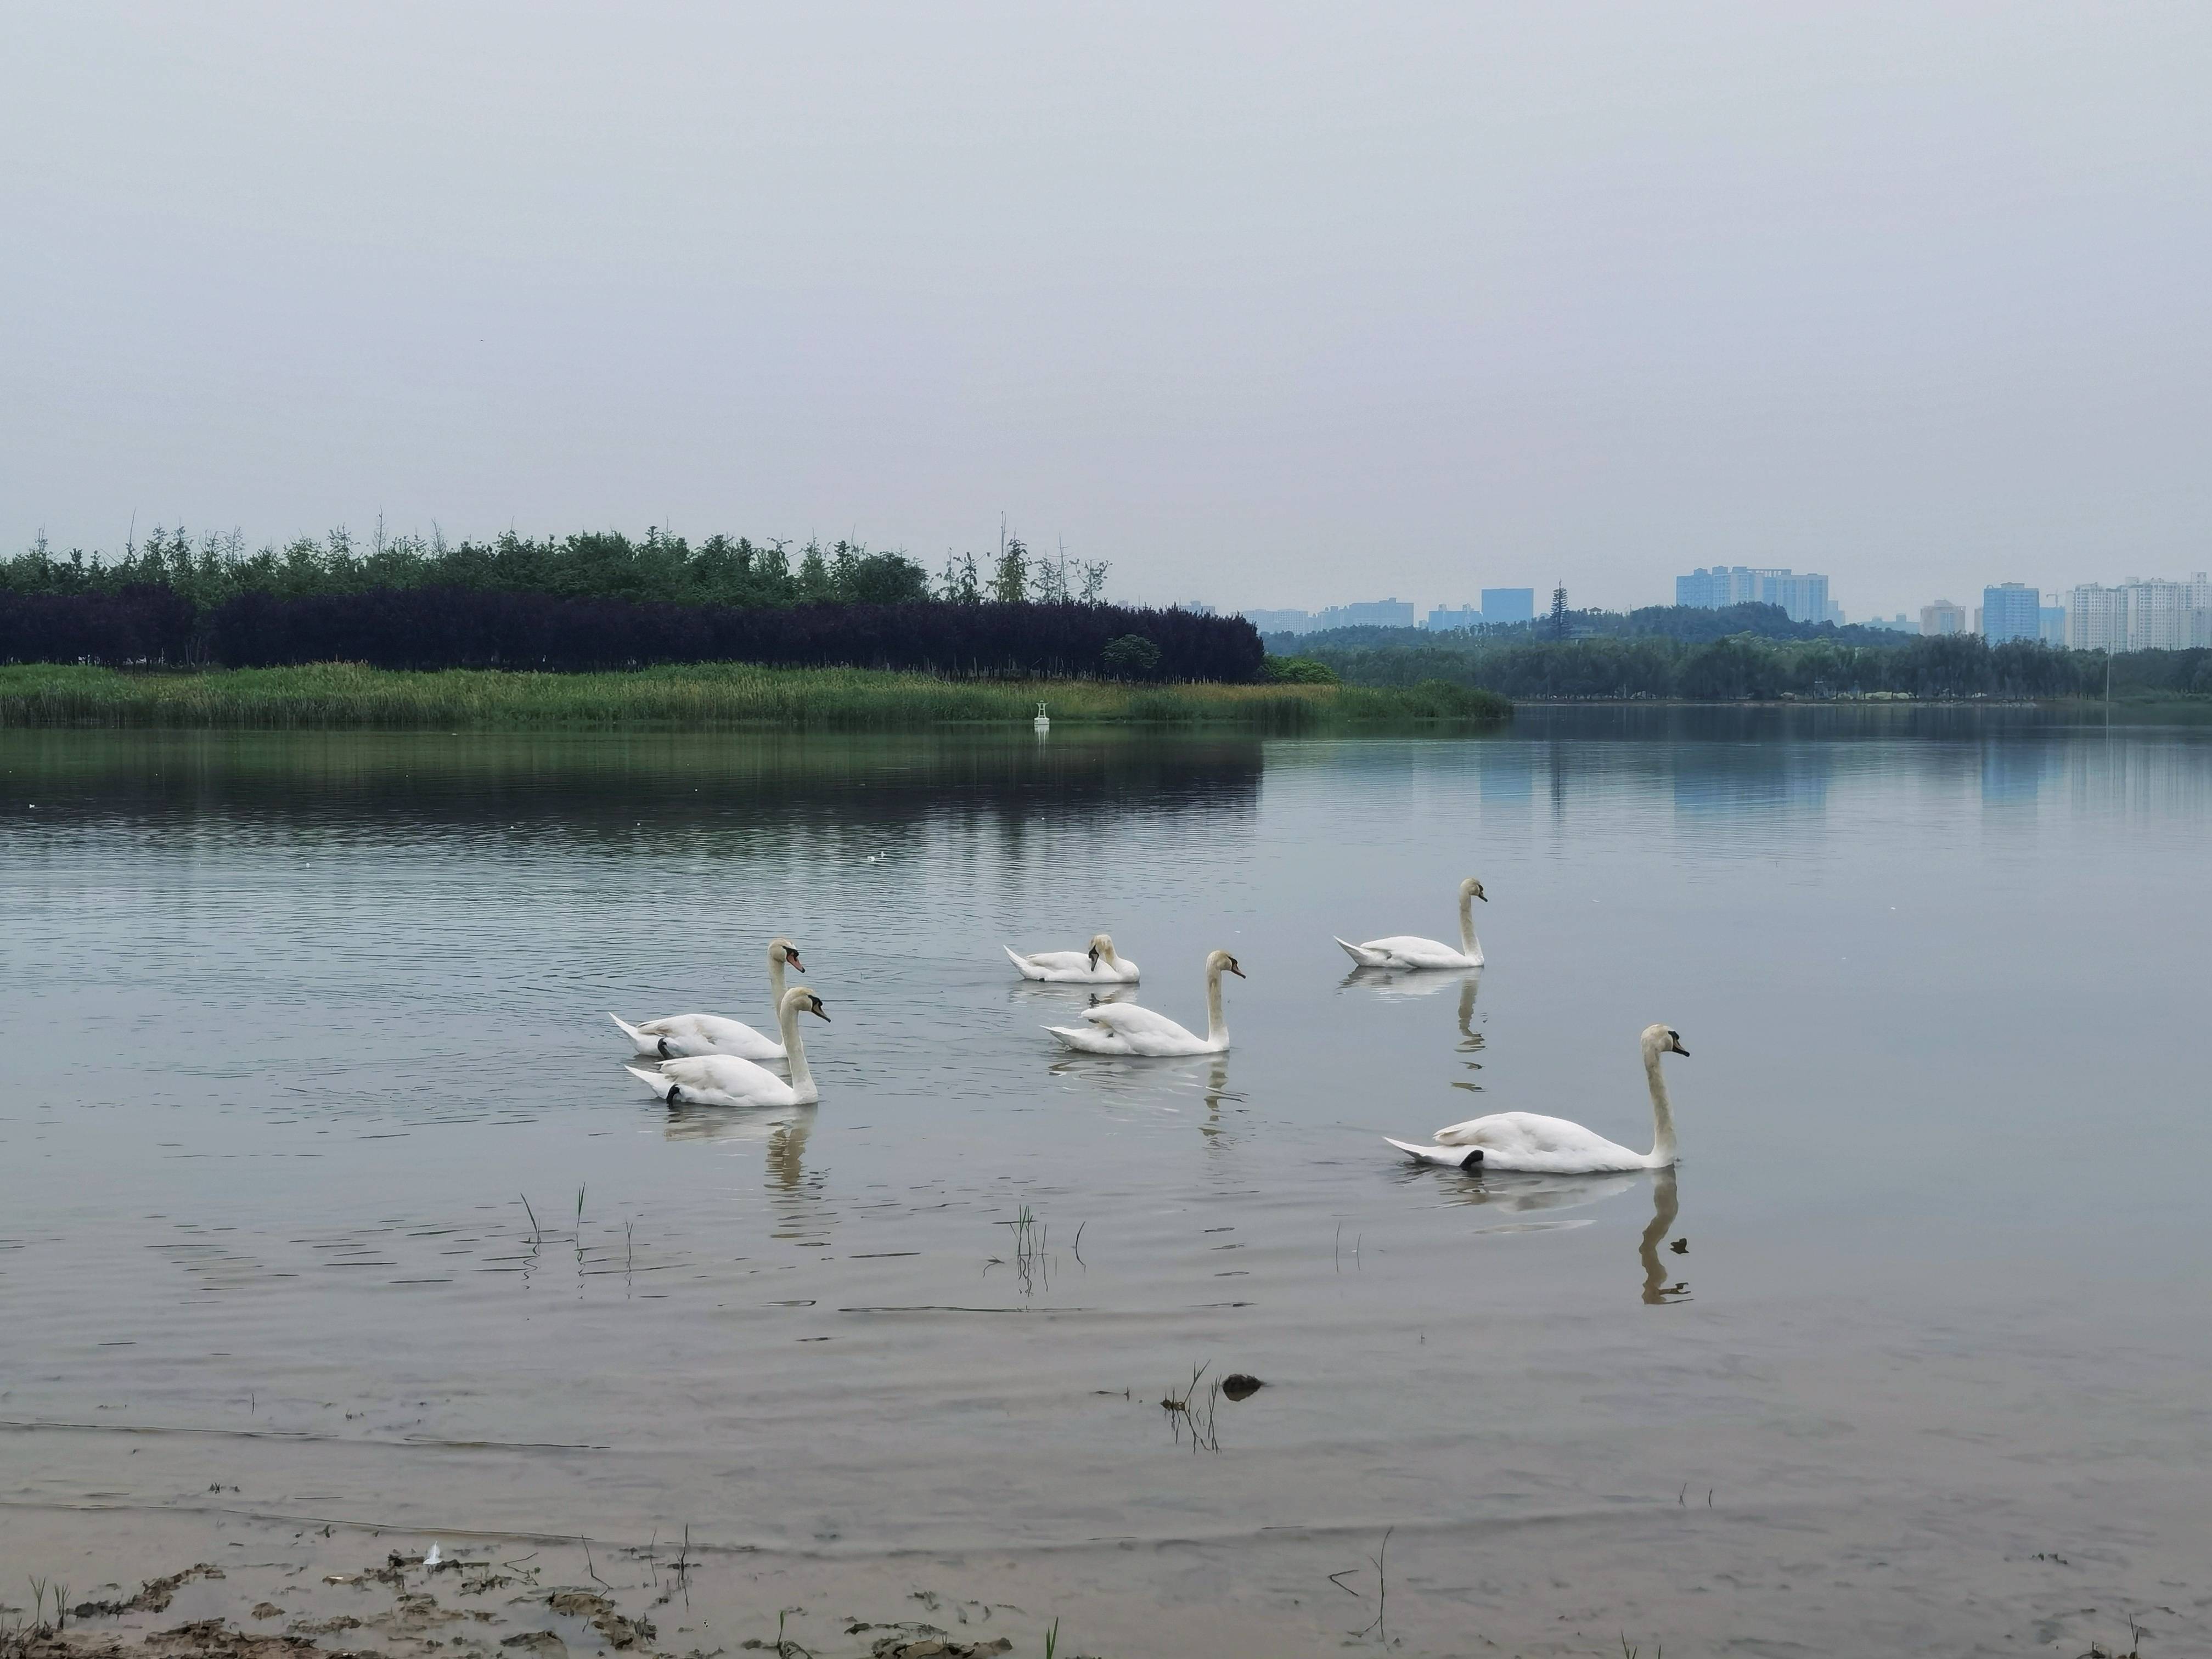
[1010,982,1140,1010]
[662,1101,829,1245]
[1338,964,1479,1000]
[1400,1161,1690,1303]
[1343,969,1488,1090]
[1636,1167,1689,1304]
[1046,1048,1243,1145]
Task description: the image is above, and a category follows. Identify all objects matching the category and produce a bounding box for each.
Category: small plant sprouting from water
[985,1204,1057,1299]
[2080,1613,2145,1659]
[1043,1617,1060,1659]
[1160,1361,1222,1453]
[1327,1527,1393,1644]
[770,1605,813,1658]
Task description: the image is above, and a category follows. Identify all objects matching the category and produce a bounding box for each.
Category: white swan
[1046,949,1242,1055]
[1336,877,1487,970]
[610,937,803,1060]
[625,986,830,1109]
[1004,932,1141,984]
[1387,1023,1688,1173]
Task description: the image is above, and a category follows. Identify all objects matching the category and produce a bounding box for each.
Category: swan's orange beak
[1670,1038,1688,1056]
[1227,959,1245,978]
[787,950,806,971]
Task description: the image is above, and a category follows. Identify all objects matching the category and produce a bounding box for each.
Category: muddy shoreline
[4,1542,1061,1659]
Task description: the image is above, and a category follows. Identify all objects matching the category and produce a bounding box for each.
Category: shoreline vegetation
[0,662,1511,730]
[1276,628,2212,702]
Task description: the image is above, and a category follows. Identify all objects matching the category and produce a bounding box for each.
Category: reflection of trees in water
[27,729,1267,848]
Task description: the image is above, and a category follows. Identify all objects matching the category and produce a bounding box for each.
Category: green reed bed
[0,662,1509,730]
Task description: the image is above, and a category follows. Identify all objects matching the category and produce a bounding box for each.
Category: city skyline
[1234,563,2212,649]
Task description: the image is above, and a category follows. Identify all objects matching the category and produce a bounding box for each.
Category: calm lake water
[3,711,2209,1657]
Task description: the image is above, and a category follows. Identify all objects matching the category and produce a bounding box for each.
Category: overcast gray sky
[5,3,2209,618]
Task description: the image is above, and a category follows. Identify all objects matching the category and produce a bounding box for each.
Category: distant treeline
[0,585,1265,682]
[0,523,1271,680]
[1282,631,2212,701]
[1,524,1108,611]
[1292,602,1916,651]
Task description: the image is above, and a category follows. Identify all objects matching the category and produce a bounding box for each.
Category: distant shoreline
[0,662,1511,731]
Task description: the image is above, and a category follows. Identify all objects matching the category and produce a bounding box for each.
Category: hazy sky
[6,3,2210,617]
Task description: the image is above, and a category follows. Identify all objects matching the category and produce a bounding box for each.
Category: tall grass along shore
[0,662,1510,731]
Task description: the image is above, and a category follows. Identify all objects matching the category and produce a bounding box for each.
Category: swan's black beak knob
[1459,1148,1484,1168]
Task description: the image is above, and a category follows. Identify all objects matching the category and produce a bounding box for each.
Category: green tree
[1101,633,1162,679]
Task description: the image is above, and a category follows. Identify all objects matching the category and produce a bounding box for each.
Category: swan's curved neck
[1644,1046,1676,1166]
[768,951,787,1006]
[778,999,817,1100]
[1204,962,1228,1047]
[1459,891,1483,961]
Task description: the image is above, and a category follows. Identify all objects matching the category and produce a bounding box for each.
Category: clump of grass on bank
[0,662,1510,731]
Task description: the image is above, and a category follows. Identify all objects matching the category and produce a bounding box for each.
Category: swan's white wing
[1429,1110,1643,1173]
[1046,1023,1133,1054]
[1015,948,1094,972]
[1350,934,1477,969]
[639,1014,784,1060]
[1079,1002,1198,1043]
[652,1052,796,1107]
[1359,935,1454,955]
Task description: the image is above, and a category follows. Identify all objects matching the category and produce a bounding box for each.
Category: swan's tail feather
[1004,946,1044,979]
[1336,937,1388,968]
[1045,1024,1116,1052]
[623,1064,671,1097]
[609,1014,656,1052]
[1385,1136,1484,1168]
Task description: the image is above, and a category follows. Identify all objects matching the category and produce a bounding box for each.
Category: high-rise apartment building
[2067,577,2212,650]
[1480,588,1536,626]
[2067,585,2131,651]
[1921,599,1968,637]
[2039,603,2067,645]
[1426,605,1484,631]
[1981,582,2041,645]
[1676,566,1833,625]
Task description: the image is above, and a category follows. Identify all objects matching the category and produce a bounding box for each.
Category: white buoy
[1033,700,1050,733]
